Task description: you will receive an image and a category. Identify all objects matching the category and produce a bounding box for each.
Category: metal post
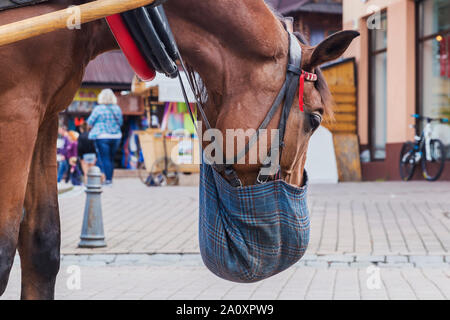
[78,166,107,248]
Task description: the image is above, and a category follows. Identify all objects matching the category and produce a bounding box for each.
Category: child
[66,131,82,185]
[78,123,98,184]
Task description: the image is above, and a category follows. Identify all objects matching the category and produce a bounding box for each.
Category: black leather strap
[148,5,179,62]
[121,10,161,71]
[134,7,178,78]
[121,5,179,78]
[279,74,299,149]
[256,32,303,183]
[213,164,243,188]
[225,80,289,166]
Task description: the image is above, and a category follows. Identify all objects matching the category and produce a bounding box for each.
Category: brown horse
[0,0,357,299]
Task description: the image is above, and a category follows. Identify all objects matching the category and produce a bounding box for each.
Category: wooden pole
[0,0,158,47]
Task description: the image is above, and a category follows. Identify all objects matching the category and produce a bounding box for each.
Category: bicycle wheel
[399,142,417,181]
[149,157,180,186]
[421,139,446,181]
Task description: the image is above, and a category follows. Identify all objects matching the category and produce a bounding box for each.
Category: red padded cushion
[106,14,156,82]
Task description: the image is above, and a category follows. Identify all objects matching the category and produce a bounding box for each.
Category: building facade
[343,0,449,180]
[267,0,343,45]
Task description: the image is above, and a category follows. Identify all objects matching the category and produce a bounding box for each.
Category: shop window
[369,12,387,160]
[418,0,450,159]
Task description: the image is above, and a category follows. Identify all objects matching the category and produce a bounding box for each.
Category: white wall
[305,126,339,184]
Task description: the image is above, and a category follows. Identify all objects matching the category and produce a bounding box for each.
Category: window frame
[416,0,450,127]
[368,10,388,161]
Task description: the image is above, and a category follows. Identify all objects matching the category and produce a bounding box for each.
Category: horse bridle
[179,31,318,187]
[115,4,318,187]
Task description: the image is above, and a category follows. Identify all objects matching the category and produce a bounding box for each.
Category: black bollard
[78,166,107,248]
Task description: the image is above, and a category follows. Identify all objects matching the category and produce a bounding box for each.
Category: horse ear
[308,30,360,68]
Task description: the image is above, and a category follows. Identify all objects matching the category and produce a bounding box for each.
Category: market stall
[132,71,201,182]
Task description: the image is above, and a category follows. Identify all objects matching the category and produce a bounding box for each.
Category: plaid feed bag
[199,164,310,283]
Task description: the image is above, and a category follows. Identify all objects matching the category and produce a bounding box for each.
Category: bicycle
[399,114,449,181]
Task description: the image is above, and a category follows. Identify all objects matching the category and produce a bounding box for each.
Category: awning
[266,0,342,15]
[145,72,196,103]
[83,51,135,87]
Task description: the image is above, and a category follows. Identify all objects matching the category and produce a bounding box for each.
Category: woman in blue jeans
[87,89,123,185]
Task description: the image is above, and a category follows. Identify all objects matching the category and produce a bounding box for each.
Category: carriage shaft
[0,0,158,47]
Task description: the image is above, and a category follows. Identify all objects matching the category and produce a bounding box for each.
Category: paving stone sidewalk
[2,179,449,300]
[59,178,450,257]
[2,254,449,300]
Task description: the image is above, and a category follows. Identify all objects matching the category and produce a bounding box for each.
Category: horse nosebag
[199,164,310,283]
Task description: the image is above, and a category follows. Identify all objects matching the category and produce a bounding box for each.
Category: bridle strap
[177,61,212,131]
[177,30,316,187]
[219,31,303,186]
[257,32,302,183]
[226,79,289,165]
[279,32,303,145]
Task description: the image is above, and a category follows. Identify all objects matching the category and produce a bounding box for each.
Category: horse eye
[309,113,322,131]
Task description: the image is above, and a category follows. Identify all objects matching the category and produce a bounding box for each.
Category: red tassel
[299,72,305,112]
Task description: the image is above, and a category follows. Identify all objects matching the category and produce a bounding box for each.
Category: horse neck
[58,0,118,60]
[165,0,289,124]
[30,1,119,61]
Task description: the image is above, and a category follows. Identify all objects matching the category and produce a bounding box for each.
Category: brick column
[386,0,416,144]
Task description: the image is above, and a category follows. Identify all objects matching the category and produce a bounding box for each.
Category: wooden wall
[321,58,362,181]
[321,58,357,134]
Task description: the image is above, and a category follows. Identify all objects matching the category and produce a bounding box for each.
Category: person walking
[87,89,123,186]
[57,126,70,184]
[77,122,98,184]
[66,131,82,186]
[58,130,79,184]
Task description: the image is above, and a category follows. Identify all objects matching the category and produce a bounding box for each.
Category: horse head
[278,30,359,187]
[168,1,359,187]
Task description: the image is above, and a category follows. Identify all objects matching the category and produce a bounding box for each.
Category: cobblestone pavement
[2,178,449,300]
[58,178,450,256]
[2,254,449,300]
